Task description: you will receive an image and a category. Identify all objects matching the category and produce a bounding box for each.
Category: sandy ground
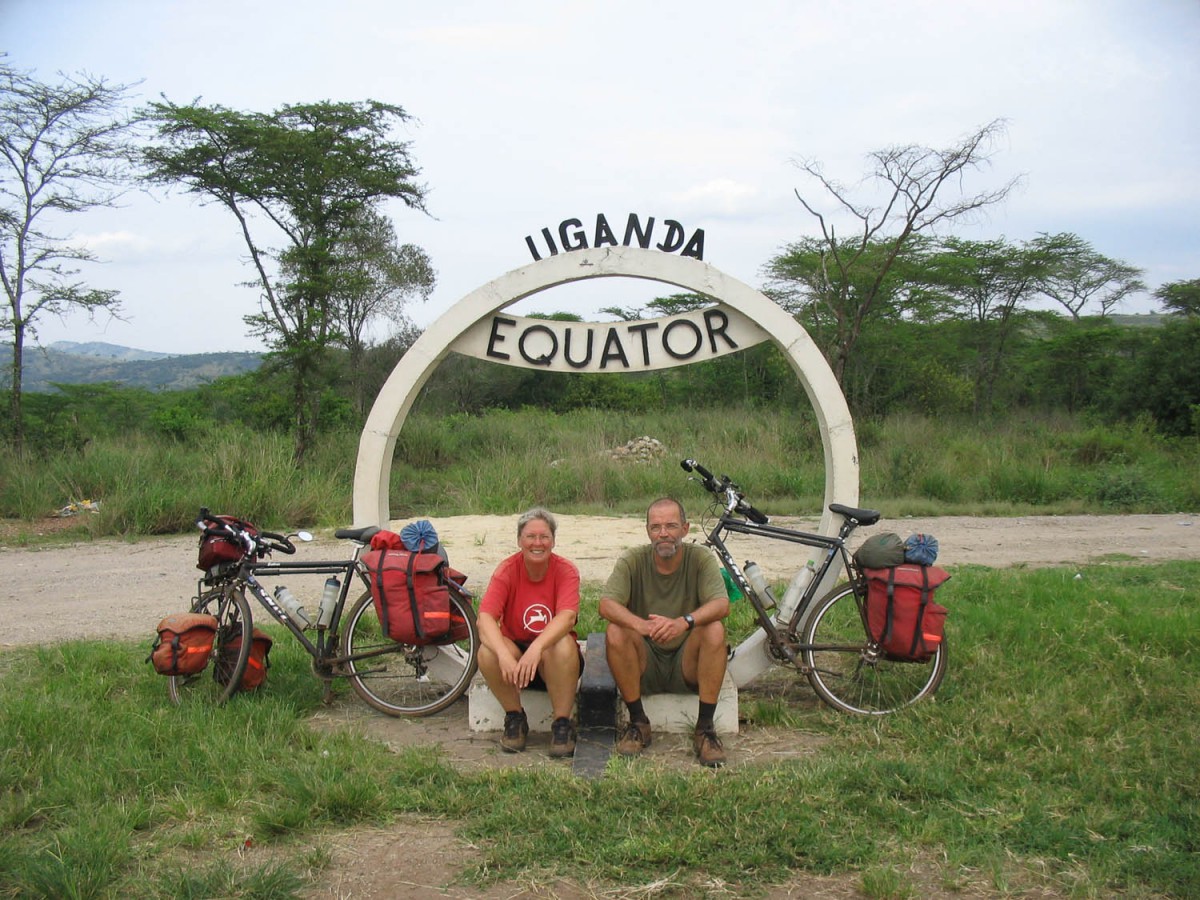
[3,512,1198,898]
[2,511,1197,648]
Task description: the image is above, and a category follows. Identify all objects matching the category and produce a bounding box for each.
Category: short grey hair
[517,507,557,540]
[646,497,686,525]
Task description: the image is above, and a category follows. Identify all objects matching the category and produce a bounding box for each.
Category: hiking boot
[693,726,726,768]
[615,720,652,756]
[500,710,528,753]
[549,716,577,758]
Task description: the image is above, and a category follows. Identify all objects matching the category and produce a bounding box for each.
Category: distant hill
[48,340,177,362]
[1105,313,1167,328]
[6,342,263,392]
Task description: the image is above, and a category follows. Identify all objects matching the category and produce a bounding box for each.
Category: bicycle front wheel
[340,588,479,717]
[167,584,253,706]
[802,582,946,715]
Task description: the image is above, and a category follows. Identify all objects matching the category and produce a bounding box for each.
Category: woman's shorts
[514,637,585,690]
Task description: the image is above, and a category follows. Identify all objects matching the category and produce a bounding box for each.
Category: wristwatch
[683,613,695,630]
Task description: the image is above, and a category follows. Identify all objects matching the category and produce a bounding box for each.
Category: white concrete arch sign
[353,245,860,541]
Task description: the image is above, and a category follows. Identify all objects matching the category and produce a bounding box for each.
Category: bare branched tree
[0,62,139,452]
[784,119,1020,381]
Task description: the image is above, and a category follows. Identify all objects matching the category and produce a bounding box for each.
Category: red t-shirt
[479,551,581,643]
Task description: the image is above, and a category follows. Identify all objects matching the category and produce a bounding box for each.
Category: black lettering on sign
[657,220,685,253]
[627,321,659,366]
[703,308,736,352]
[523,214,705,262]
[599,328,630,369]
[563,327,593,369]
[559,218,586,252]
[623,214,654,249]
[662,318,703,360]
[481,311,744,371]
[594,214,618,248]
[518,324,557,366]
[487,316,516,360]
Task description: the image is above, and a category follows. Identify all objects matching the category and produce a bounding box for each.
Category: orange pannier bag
[147,613,219,675]
[215,627,273,690]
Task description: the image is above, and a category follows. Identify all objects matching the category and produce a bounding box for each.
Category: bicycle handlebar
[196,508,297,557]
[259,530,297,555]
[680,458,769,524]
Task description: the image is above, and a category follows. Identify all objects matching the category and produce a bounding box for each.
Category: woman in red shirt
[478,507,582,757]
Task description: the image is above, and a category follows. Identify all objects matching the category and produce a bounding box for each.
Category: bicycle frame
[183,512,482,716]
[233,556,369,669]
[680,458,946,715]
[702,510,860,669]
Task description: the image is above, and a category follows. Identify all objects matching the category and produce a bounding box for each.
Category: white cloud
[77,230,152,254]
[5,0,1197,351]
[670,179,763,217]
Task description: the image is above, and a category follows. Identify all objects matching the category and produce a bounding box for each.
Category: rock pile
[609,436,666,463]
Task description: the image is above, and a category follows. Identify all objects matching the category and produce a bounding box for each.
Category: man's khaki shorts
[640,639,693,695]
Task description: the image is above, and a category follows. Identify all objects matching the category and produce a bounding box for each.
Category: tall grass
[1,409,1196,539]
[1,563,1197,897]
[0,427,358,537]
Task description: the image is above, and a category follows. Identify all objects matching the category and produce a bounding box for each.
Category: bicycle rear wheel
[167,584,253,706]
[801,582,946,715]
[340,587,479,716]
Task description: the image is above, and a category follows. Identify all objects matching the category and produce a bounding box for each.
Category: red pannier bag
[215,627,273,690]
[362,533,468,645]
[147,613,219,675]
[197,515,258,571]
[862,564,950,662]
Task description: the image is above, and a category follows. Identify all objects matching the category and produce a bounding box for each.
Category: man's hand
[647,613,689,645]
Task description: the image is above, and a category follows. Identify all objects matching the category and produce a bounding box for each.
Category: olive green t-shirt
[603,543,727,651]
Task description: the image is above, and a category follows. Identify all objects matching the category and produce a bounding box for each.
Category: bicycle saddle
[334,525,382,543]
[828,503,881,526]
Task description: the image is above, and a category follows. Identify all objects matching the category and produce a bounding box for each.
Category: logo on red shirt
[522,604,552,634]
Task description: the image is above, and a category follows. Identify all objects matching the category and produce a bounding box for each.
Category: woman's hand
[509,643,543,688]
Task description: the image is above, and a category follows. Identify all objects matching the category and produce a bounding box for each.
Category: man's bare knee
[698,619,725,651]
[605,621,636,653]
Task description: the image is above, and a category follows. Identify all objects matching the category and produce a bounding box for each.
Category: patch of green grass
[4,410,1198,545]
[2,563,1198,896]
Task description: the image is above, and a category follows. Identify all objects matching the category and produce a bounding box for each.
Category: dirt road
[2,512,1196,648]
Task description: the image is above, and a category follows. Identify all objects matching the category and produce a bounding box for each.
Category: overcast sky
[4,0,1198,355]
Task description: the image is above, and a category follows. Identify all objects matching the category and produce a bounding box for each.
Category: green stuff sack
[853,532,906,570]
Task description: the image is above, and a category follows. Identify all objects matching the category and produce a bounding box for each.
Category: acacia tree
[1035,232,1145,319]
[1154,278,1200,316]
[920,235,1073,413]
[0,63,138,452]
[772,119,1018,383]
[322,207,434,414]
[141,98,428,460]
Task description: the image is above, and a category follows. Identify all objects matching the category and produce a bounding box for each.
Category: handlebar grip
[681,458,715,481]
[743,504,769,525]
[260,530,296,554]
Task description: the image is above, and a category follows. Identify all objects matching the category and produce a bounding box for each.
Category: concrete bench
[468,632,738,735]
